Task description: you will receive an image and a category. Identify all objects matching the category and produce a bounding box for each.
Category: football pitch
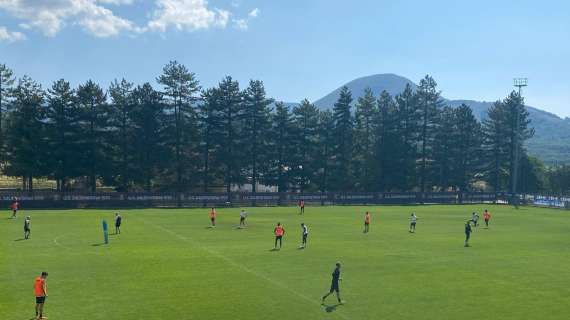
[1,205,569,320]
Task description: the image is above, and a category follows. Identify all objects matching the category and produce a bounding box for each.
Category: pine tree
[415,75,443,193]
[315,110,335,192]
[352,87,377,191]
[243,80,274,192]
[4,76,46,190]
[330,86,353,191]
[0,64,16,161]
[482,101,509,191]
[157,61,201,192]
[217,76,245,194]
[374,90,401,191]
[199,87,223,192]
[394,84,420,190]
[291,99,319,192]
[431,106,455,190]
[268,102,294,192]
[452,104,482,191]
[45,79,81,191]
[109,79,134,191]
[129,83,165,191]
[77,80,109,192]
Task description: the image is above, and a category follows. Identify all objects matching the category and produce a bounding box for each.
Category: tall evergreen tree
[130,83,165,191]
[0,64,15,161]
[109,79,134,191]
[268,102,294,192]
[415,75,442,193]
[4,76,46,190]
[77,80,109,192]
[243,80,274,192]
[315,110,335,192]
[394,84,420,190]
[431,106,455,190]
[45,79,81,191]
[374,90,401,190]
[217,76,245,194]
[352,87,377,191]
[199,88,224,192]
[291,99,320,192]
[157,61,201,192]
[482,101,509,191]
[451,104,482,191]
[330,86,353,191]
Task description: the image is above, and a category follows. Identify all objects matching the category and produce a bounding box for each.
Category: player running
[464,221,473,247]
[483,209,491,227]
[24,216,31,239]
[471,212,479,227]
[299,199,305,215]
[239,209,247,228]
[363,211,371,233]
[409,213,417,233]
[34,271,48,320]
[274,222,285,249]
[11,197,19,218]
[300,223,309,248]
[209,207,217,227]
[114,213,122,234]
[321,262,343,305]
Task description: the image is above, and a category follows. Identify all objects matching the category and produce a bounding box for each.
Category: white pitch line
[143,220,351,320]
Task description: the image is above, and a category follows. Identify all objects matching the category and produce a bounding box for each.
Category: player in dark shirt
[321,262,343,304]
[464,221,472,247]
[114,213,122,235]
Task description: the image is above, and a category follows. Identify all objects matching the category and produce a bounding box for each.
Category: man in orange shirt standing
[34,271,48,320]
[11,197,19,219]
[274,222,285,249]
[209,207,217,227]
[363,211,371,233]
[483,209,491,228]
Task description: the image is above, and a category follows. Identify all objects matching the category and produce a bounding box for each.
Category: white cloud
[248,8,258,18]
[0,25,26,42]
[0,0,137,37]
[148,0,230,32]
[97,0,135,4]
[232,7,258,31]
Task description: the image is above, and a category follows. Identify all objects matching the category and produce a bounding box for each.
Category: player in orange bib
[274,222,285,249]
[34,271,48,320]
[483,209,491,228]
[209,207,217,227]
[11,198,19,219]
[363,211,371,233]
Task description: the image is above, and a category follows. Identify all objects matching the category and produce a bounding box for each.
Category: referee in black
[322,262,343,304]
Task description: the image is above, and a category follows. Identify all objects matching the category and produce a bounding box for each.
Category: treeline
[0,61,564,193]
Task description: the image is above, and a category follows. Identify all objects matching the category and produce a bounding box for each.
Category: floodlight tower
[512,78,528,199]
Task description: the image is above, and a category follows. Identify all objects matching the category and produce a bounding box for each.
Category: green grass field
[1,205,569,320]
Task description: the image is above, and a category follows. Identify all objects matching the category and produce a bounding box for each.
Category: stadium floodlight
[513,78,528,89]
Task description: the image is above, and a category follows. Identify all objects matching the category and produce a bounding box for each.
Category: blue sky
[1,0,569,117]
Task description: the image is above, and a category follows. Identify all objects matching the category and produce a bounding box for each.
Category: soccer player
[471,212,479,227]
[299,199,305,215]
[239,209,247,228]
[114,213,122,234]
[321,262,343,305]
[24,216,31,239]
[483,209,491,227]
[409,213,417,233]
[465,221,473,247]
[363,211,371,233]
[274,222,285,249]
[11,197,19,218]
[300,223,309,248]
[209,207,217,227]
[34,271,48,320]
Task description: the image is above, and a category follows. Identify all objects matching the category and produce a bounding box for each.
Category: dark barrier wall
[0,192,509,209]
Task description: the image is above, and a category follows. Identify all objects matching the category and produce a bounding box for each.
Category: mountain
[310,74,570,164]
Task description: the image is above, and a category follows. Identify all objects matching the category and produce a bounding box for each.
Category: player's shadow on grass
[91,243,105,247]
[323,303,342,313]
[13,238,26,241]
